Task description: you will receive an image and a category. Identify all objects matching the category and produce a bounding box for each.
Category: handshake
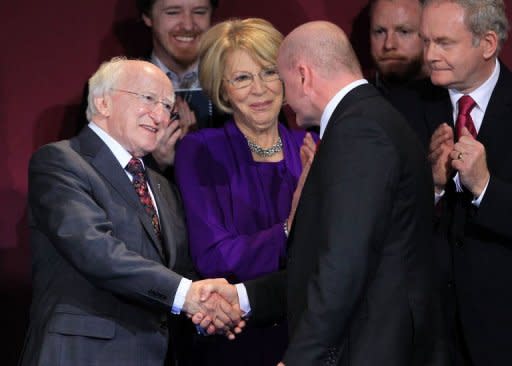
[182,278,245,339]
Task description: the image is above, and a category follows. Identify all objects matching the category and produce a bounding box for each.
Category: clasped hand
[183,278,245,340]
[429,123,489,196]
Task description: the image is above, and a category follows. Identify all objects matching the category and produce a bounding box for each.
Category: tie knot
[458,95,476,116]
[125,157,144,176]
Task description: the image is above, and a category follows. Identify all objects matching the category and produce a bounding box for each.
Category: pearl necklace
[245,136,283,157]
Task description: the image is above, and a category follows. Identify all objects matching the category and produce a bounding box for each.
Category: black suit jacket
[425,63,512,365]
[374,77,442,149]
[247,84,447,366]
[20,126,195,366]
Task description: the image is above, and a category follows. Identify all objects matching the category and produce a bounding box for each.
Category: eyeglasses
[224,67,280,89]
[110,88,175,119]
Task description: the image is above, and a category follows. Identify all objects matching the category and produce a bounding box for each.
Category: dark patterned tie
[455,95,477,140]
[125,158,161,240]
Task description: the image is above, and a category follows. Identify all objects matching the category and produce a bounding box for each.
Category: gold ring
[458,152,463,160]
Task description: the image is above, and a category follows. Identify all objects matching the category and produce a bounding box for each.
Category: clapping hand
[428,123,455,193]
[152,118,182,170]
[450,127,490,196]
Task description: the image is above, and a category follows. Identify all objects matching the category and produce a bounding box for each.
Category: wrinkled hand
[450,127,490,196]
[175,97,197,136]
[183,279,243,337]
[190,281,245,340]
[152,119,181,170]
[287,132,315,230]
[428,123,454,193]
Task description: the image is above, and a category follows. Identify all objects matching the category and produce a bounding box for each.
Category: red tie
[455,95,477,140]
[125,158,161,240]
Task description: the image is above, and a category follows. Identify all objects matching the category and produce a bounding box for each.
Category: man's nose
[384,32,397,50]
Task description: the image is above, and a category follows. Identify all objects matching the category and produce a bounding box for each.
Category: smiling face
[420,1,495,93]
[370,0,425,83]
[100,63,174,157]
[222,49,283,135]
[143,0,212,71]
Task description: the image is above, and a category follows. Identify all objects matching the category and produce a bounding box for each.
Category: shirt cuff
[171,278,192,314]
[472,177,490,207]
[235,283,251,317]
[434,189,445,205]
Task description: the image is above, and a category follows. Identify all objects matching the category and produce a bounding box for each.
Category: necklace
[245,135,283,157]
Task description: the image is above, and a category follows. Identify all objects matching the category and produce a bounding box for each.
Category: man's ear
[142,13,153,28]
[94,95,111,118]
[480,30,498,60]
[298,64,313,96]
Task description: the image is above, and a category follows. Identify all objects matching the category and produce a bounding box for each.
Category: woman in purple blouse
[174,18,316,365]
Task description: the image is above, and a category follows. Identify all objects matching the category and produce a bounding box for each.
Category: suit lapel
[77,127,167,262]
[477,64,512,161]
[146,169,178,267]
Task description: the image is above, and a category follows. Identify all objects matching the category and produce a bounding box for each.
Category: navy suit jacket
[20,126,194,366]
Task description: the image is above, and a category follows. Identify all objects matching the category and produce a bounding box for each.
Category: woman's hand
[287,132,316,231]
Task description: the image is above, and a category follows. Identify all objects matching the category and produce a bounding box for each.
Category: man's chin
[166,47,200,68]
[377,58,424,84]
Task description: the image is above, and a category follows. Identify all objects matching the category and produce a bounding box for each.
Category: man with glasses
[19,57,242,366]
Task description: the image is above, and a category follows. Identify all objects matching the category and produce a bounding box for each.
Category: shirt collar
[319,79,368,139]
[150,53,199,90]
[88,121,141,170]
[448,59,500,115]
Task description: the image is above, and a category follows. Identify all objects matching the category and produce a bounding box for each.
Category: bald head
[278,21,362,80]
[276,21,364,127]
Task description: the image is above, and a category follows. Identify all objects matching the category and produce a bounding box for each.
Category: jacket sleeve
[28,143,184,311]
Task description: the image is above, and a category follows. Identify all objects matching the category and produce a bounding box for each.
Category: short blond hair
[198,18,283,114]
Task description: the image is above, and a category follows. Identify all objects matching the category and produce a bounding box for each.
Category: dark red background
[2,1,511,363]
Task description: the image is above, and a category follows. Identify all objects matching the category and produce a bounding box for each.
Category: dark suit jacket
[373,77,442,149]
[425,63,512,365]
[247,84,447,366]
[20,126,195,366]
